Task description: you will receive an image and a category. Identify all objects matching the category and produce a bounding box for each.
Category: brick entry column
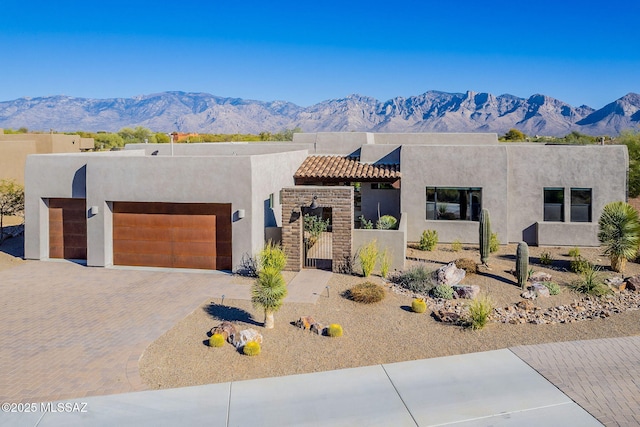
[281,186,353,272]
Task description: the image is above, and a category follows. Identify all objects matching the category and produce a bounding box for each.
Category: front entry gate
[303,206,332,270]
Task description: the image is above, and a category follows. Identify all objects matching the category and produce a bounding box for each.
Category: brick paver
[511,336,640,427]
[0,261,252,403]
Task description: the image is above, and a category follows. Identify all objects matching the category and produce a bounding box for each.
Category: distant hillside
[0,90,638,136]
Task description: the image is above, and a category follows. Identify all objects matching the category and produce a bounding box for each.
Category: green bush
[348,282,386,304]
[542,282,561,295]
[411,298,427,313]
[431,284,454,300]
[539,251,554,266]
[209,333,226,348]
[451,239,462,252]
[392,265,435,294]
[327,324,343,337]
[570,255,592,274]
[419,230,438,251]
[258,240,287,272]
[243,341,261,356]
[454,258,477,275]
[359,215,373,229]
[359,240,379,277]
[571,265,611,296]
[376,215,398,230]
[304,214,330,244]
[379,248,392,279]
[489,232,500,253]
[466,295,494,330]
[568,247,581,258]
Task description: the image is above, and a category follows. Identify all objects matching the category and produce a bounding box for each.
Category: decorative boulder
[211,321,237,342]
[605,277,626,292]
[530,283,550,298]
[452,284,480,299]
[521,290,536,299]
[295,316,316,330]
[230,328,263,349]
[433,310,461,323]
[437,262,466,287]
[529,271,552,282]
[625,275,640,292]
[310,322,325,335]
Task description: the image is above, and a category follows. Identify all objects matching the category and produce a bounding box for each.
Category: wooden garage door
[113,202,232,270]
[49,198,87,260]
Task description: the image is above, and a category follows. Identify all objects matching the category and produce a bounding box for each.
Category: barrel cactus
[479,209,491,265]
[516,241,529,289]
[209,333,226,348]
[411,297,427,313]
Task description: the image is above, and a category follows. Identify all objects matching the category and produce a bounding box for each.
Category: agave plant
[598,201,640,273]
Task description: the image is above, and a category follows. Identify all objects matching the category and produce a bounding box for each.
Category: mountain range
[0,91,639,137]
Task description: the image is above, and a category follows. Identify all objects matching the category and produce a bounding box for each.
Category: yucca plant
[598,201,640,273]
[251,266,287,329]
[258,240,287,272]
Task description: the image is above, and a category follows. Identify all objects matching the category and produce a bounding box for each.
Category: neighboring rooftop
[294,155,401,183]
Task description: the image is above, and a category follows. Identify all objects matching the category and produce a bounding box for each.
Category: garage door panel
[49,198,87,260]
[113,239,172,255]
[112,202,231,270]
[172,255,216,270]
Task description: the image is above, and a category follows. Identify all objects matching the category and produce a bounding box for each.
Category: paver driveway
[0,261,252,403]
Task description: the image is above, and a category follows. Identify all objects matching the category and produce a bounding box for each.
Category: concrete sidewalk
[1,349,602,427]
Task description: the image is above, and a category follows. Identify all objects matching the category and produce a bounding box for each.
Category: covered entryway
[112,202,231,270]
[49,198,87,260]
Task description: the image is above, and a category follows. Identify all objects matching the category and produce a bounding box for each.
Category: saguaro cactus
[516,241,529,289]
[479,209,491,266]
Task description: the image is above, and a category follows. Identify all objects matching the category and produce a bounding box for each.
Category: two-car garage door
[112,202,232,270]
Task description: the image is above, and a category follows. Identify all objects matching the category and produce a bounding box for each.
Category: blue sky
[1,0,639,108]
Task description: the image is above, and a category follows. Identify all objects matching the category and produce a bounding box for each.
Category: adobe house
[23,133,628,273]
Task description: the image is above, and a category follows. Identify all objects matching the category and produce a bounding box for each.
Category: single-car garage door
[49,198,87,260]
[112,202,232,270]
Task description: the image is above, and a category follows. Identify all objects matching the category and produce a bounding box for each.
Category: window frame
[570,188,592,222]
[426,187,482,221]
[543,187,565,222]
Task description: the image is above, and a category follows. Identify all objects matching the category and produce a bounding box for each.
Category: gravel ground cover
[140,243,640,390]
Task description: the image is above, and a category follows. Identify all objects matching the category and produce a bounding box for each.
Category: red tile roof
[294,156,401,181]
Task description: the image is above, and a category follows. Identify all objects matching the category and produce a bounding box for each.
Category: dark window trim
[426,187,482,221]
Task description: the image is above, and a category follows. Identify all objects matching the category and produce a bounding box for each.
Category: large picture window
[426,187,482,221]
[571,188,592,222]
[543,188,564,222]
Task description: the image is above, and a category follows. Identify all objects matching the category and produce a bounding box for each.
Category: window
[426,187,482,221]
[571,188,592,222]
[543,188,564,221]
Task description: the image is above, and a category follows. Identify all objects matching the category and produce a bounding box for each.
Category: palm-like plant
[598,201,640,273]
[251,266,287,329]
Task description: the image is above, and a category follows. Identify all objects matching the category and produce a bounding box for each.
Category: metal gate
[303,207,333,270]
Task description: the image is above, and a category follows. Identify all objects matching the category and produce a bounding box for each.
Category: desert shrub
[209,333,226,348]
[327,324,343,337]
[359,215,373,229]
[258,240,287,272]
[243,341,261,356]
[542,282,561,295]
[359,240,379,277]
[379,248,392,279]
[598,201,640,273]
[570,255,592,274]
[392,265,435,294]
[237,253,258,277]
[571,265,611,296]
[454,258,477,275]
[336,252,358,275]
[419,230,438,251]
[348,282,386,304]
[539,251,554,266]
[466,295,494,330]
[376,215,398,230]
[411,298,427,313]
[304,214,329,245]
[431,284,454,300]
[489,232,500,253]
[451,239,462,252]
[568,247,581,258]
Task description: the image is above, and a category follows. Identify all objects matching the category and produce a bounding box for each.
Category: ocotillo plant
[479,209,491,266]
[516,241,529,289]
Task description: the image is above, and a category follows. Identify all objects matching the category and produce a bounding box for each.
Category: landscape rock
[210,321,237,342]
[625,275,640,292]
[437,262,466,287]
[452,284,480,299]
[433,310,462,324]
[530,283,550,298]
[521,290,537,299]
[310,322,325,335]
[529,271,552,282]
[230,328,263,349]
[605,276,626,292]
[295,316,316,330]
